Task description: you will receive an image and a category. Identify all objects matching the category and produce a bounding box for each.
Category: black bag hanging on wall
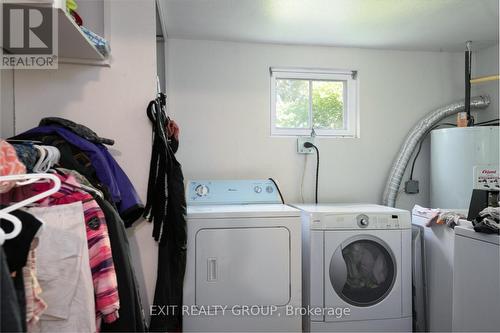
[145,94,187,332]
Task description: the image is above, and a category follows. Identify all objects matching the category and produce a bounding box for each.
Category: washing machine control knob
[357,214,369,228]
[195,184,209,197]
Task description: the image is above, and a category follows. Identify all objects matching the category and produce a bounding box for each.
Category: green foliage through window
[276,79,345,130]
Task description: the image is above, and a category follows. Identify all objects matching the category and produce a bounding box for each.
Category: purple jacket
[18,126,143,226]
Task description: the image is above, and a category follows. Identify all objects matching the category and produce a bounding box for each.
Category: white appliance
[452,224,500,332]
[183,180,302,332]
[430,126,499,209]
[294,204,412,332]
[411,209,467,332]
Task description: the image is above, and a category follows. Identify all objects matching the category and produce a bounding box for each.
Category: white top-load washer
[293,204,412,332]
[452,224,500,332]
[183,180,302,332]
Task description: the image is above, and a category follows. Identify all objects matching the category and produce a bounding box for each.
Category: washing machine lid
[187,204,300,219]
[455,224,500,245]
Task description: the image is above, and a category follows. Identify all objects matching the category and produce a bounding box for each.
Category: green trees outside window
[276,78,345,130]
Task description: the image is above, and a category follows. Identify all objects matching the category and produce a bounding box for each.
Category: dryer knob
[357,214,369,228]
[195,184,209,197]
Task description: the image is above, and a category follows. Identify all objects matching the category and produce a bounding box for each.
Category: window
[270,68,359,137]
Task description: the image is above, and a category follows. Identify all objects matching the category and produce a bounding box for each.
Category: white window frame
[270,67,359,137]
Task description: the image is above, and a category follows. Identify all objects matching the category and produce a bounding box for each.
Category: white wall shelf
[8,0,110,66]
[57,6,109,66]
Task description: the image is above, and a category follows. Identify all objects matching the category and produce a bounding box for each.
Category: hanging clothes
[0,209,43,274]
[0,208,44,332]
[12,125,144,226]
[95,195,148,333]
[27,202,96,333]
[12,143,38,173]
[39,117,115,146]
[56,168,147,332]
[30,173,120,327]
[0,140,27,193]
[23,242,47,331]
[3,118,148,332]
[0,246,23,333]
[145,97,187,332]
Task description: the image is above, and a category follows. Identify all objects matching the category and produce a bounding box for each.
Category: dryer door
[195,227,290,308]
[324,230,402,322]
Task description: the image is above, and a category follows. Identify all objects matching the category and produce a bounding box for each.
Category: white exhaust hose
[382,95,491,207]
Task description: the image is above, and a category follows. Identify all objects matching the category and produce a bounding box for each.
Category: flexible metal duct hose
[382,95,491,207]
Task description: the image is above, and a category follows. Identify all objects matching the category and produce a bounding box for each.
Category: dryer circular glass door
[329,235,396,307]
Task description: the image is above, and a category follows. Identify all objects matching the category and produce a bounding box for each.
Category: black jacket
[96,196,148,332]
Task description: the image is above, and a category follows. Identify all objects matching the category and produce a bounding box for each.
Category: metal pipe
[465,41,473,125]
[471,75,500,84]
[382,95,490,207]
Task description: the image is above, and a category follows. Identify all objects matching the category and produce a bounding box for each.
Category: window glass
[270,68,358,137]
[312,80,345,130]
[276,79,309,129]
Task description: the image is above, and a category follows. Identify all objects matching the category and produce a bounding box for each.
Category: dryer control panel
[187,179,282,205]
[310,212,411,230]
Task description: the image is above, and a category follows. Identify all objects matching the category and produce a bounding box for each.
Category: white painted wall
[473,44,499,122]
[1,69,15,138]
[9,0,159,318]
[166,39,468,210]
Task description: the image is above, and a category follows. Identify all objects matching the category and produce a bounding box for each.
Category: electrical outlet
[297,136,315,154]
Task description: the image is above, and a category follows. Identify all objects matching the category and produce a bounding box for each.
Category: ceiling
[159,0,499,51]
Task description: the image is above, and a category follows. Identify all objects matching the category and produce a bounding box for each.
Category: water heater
[430,126,499,209]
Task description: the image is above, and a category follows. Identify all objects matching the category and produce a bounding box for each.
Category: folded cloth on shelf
[80,26,110,58]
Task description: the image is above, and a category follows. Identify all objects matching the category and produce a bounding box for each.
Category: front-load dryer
[293,204,412,332]
[183,180,302,332]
